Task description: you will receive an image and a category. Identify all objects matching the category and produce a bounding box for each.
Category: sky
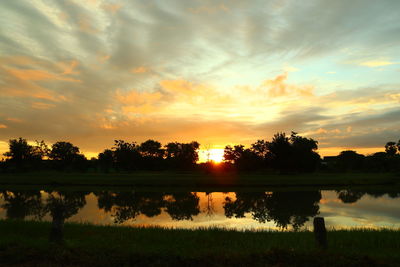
[1,0,400,159]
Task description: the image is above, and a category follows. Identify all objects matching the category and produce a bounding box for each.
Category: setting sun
[199,148,225,163]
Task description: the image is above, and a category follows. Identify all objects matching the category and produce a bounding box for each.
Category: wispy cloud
[0,0,399,156]
[359,60,398,67]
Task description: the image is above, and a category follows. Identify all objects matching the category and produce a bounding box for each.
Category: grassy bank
[0,171,399,189]
[1,220,400,266]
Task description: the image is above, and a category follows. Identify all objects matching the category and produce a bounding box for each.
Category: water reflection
[1,189,399,230]
[1,191,45,220]
[336,189,400,203]
[224,191,321,229]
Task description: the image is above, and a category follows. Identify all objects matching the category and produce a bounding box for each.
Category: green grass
[0,171,399,189]
[1,220,400,266]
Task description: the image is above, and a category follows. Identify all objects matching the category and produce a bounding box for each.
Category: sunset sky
[1,0,399,159]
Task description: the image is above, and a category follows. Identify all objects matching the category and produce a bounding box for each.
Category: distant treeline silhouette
[1,132,399,173]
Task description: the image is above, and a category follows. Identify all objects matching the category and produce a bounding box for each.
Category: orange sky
[0,0,399,160]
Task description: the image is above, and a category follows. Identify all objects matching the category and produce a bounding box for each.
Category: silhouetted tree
[98,149,114,172]
[165,141,200,169]
[266,132,320,173]
[385,141,398,156]
[112,140,141,171]
[397,139,400,154]
[139,140,165,170]
[267,132,292,172]
[364,152,391,172]
[139,140,164,158]
[223,145,243,164]
[336,150,365,171]
[223,145,262,170]
[251,140,269,166]
[3,138,47,171]
[290,132,320,172]
[49,141,87,171]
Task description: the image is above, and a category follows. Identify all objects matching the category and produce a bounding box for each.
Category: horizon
[0,0,399,160]
[0,135,387,163]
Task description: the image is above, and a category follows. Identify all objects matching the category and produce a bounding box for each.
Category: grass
[0,171,399,190]
[1,220,400,266]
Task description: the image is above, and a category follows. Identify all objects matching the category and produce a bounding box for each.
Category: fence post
[313,217,327,249]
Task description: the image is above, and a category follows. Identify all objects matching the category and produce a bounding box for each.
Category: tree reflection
[45,191,87,242]
[96,191,165,223]
[1,191,46,220]
[164,193,200,220]
[336,189,400,203]
[336,190,365,203]
[224,191,321,230]
[0,190,87,243]
[96,191,200,222]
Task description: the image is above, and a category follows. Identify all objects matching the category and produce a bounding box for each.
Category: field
[1,220,399,266]
[0,171,399,189]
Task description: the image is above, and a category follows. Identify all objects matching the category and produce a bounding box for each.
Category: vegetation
[1,220,399,266]
[0,172,399,188]
[1,133,399,174]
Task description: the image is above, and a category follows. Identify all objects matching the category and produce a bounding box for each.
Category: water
[1,189,399,230]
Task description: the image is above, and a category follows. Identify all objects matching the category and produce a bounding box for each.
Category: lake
[1,189,399,230]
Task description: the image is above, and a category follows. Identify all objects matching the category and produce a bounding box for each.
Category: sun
[207,148,225,163]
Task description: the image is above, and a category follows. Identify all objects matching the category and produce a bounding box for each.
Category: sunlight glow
[202,148,225,163]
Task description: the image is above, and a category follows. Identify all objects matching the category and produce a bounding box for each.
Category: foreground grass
[1,220,400,266]
[0,171,399,189]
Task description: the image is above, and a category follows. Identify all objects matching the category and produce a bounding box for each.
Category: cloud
[31,102,56,110]
[359,60,398,67]
[261,73,314,97]
[7,68,80,82]
[1,0,400,158]
[102,3,122,14]
[115,89,163,105]
[131,66,148,73]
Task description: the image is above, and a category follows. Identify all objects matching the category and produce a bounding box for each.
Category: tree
[336,150,365,171]
[138,140,165,170]
[290,132,320,172]
[49,141,86,171]
[266,132,292,172]
[223,145,245,164]
[165,141,200,169]
[397,139,400,154]
[251,140,269,159]
[385,141,397,156]
[98,149,114,172]
[112,140,141,171]
[223,144,262,170]
[139,140,164,158]
[49,141,80,162]
[3,138,45,171]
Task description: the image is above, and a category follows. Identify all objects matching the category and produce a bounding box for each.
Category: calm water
[1,189,399,230]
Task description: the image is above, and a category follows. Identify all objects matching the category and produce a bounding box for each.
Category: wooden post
[313,217,327,249]
[49,205,64,244]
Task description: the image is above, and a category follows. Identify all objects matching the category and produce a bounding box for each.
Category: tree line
[1,132,399,173]
[1,138,200,172]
